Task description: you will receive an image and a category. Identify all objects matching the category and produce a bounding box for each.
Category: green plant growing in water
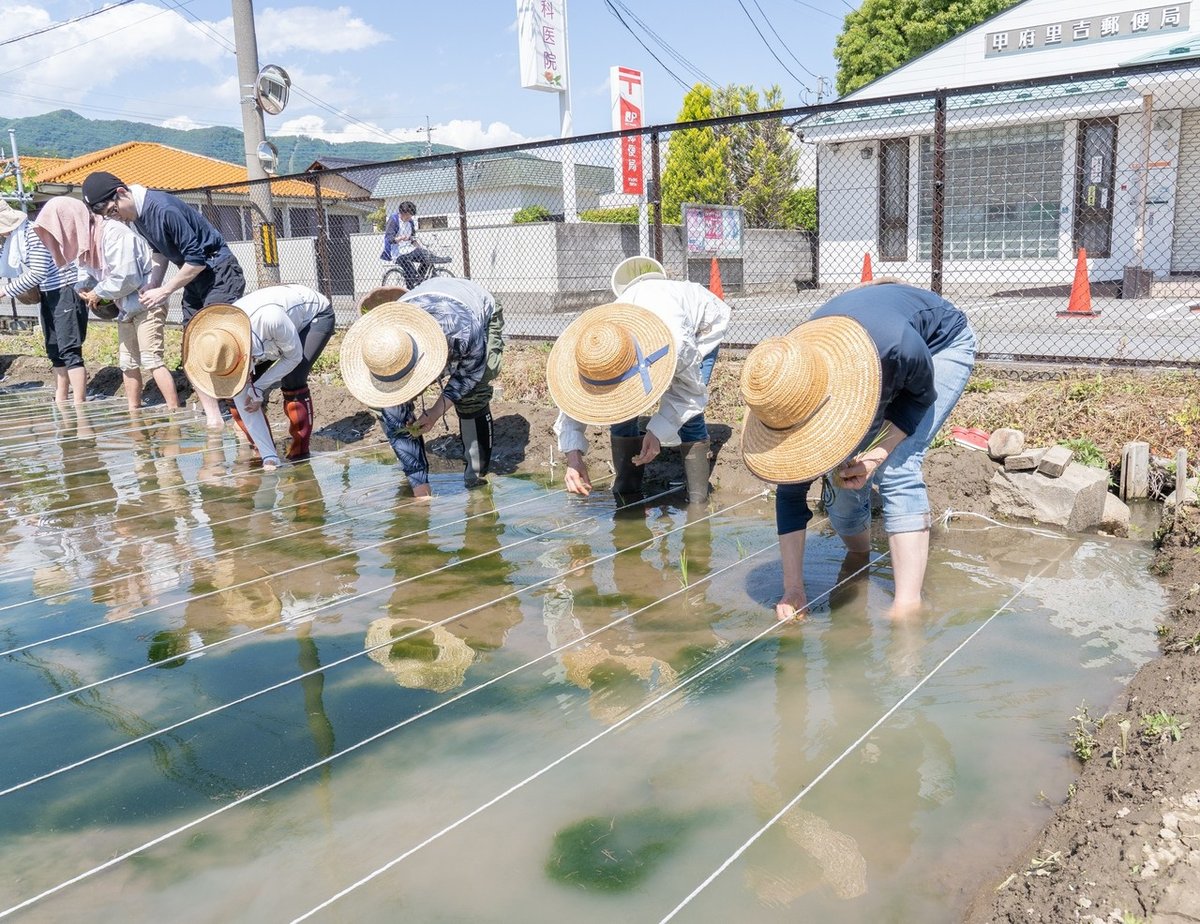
[1071,701,1103,762]
[1140,710,1190,743]
[677,548,690,589]
[545,811,689,891]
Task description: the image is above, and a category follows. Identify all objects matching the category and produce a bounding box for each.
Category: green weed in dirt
[1057,438,1107,469]
[1070,701,1104,762]
[1140,710,1190,743]
[965,377,996,394]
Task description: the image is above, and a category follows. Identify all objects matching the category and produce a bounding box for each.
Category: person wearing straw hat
[232,284,336,461]
[341,276,504,497]
[183,303,282,470]
[739,280,976,622]
[32,196,181,413]
[82,171,246,429]
[548,256,730,505]
[0,200,89,404]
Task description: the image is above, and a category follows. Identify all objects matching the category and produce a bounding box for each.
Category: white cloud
[257,5,388,54]
[161,115,206,131]
[437,119,536,149]
[274,115,535,150]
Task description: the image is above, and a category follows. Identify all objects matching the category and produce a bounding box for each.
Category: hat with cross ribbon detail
[546,301,678,426]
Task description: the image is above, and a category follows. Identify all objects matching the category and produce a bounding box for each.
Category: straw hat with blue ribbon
[547,301,677,426]
[339,299,449,408]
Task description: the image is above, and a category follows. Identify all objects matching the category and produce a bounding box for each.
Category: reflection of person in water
[743,549,956,911]
[542,506,723,725]
[368,489,522,692]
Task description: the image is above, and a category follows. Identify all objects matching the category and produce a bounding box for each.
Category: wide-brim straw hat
[340,300,448,407]
[365,616,475,693]
[357,285,408,315]
[0,201,25,236]
[740,316,881,484]
[610,255,667,296]
[547,302,677,426]
[182,303,251,399]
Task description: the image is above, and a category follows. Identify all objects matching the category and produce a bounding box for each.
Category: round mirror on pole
[255,64,291,116]
[256,141,280,176]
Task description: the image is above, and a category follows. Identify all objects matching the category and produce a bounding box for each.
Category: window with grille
[879,138,909,261]
[918,123,1064,259]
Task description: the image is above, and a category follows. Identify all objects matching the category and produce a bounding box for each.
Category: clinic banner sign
[611,66,644,195]
[683,204,744,256]
[517,0,568,92]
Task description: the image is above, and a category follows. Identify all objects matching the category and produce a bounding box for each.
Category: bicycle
[381,235,455,289]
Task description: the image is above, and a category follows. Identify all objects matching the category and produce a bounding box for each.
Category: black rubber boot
[610,434,644,504]
[679,440,712,505]
[459,408,493,487]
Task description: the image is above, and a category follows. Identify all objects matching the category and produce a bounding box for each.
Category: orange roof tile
[4,156,70,178]
[31,142,343,200]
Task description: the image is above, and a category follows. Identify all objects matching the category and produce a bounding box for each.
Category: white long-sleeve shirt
[83,221,154,320]
[555,278,731,452]
[235,285,331,394]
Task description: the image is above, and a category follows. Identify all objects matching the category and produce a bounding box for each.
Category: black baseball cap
[82,171,125,206]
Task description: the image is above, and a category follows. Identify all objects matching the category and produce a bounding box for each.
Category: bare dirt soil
[6,331,1200,923]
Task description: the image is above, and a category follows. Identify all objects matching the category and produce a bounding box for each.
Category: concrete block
[1004,448,1047,472]
[1038,445,1074,478]
[1100,493,1131,536]
[987,428,1025,461]
[990,462,1110,532]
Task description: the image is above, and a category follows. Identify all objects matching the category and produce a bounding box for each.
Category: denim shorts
[826,322,977,536]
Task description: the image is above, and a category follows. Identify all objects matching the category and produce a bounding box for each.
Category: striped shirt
[0,221,78,297]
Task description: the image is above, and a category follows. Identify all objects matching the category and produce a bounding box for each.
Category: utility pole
[231,0,280,286]
[416,115,437,157]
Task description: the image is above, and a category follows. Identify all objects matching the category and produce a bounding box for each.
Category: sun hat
[0,201,25,236]
[739,316,882,484]
[357,285,408,314]
[90,299,119,321]
[546,302,677,426]
[339,299,448,407]
[610,255,667,297]
[182,303,252,399]
[365,616,475,692]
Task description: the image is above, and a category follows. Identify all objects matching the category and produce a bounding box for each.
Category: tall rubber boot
[283,387,314,460]
[679,440,712,505]
[458,407,493,487]
[610,435,644,504]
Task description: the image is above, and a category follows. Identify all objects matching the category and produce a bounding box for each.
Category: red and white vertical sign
[610,66,644,195]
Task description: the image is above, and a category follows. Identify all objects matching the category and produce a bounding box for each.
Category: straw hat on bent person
[546,301,677,426]
[739,316,882,484]
[182,303,252,399]
[340,296,449,408]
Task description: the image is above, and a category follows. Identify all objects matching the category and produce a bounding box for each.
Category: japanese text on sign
[517,0,568,92]
[610,66,644,195]
[683,204,744,256]
[986,4,1187,56]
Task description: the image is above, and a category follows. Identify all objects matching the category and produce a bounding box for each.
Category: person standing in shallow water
[739,280,976,621]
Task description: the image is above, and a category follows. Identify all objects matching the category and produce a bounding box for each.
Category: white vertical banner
[610,66,644,195]
[517,0,568,93]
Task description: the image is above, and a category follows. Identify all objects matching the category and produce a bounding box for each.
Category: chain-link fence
[170,58,1200,365]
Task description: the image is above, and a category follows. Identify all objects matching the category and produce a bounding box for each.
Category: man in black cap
[82,170,246,428]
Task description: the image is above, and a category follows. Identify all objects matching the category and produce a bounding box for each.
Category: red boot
[283,386,314,460]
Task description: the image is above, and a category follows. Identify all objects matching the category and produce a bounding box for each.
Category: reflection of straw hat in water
[365,616,475,693]
[561,642,679,726]
[339,301,449,408]
[546,302,677,426]
[182,303,252,399]
[739,316,881,484]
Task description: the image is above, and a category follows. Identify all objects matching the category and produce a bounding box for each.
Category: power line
[0,0,139,48]
[785,0,846,20]
[736,0,811,92]
[751,0,822,81]
[607,0,718,88]
[601,0,691,91]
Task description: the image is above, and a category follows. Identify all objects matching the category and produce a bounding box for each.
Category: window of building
[418,215,449,230]
[288,207,318,238]
[918,123,1064,259]
[879,138,909,261]
[201,204,247,242]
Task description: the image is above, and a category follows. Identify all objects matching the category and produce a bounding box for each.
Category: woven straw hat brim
[547,302,677,426]
[740,316,882,484]
[182,304,251,399]
[611,255,667,296]
[365,617,475,693]
[339,301,449,408]
[357,285,408,315]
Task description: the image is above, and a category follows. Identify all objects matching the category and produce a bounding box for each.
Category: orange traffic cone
[1057,248,1098,317]
[708,256,725,300]
[860,252,873,283]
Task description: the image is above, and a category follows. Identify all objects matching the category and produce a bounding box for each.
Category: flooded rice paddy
[0,389,1166,922]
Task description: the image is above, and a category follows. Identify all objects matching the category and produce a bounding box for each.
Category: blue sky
[0,0,855,150]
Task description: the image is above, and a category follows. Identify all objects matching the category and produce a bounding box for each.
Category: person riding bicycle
[381,200,450,288]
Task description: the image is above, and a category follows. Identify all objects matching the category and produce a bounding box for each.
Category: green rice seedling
[1140,711,1190,743]
[677,548,689,589]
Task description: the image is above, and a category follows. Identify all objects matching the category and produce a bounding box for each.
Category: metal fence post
[931,92,947,296]
[650,131,663,263]
[456,156,471,279]
[313,173,333,304]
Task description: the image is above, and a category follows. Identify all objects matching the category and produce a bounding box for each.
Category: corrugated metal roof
[31,142,342,199]
[372,155,613,198]
[1124,32,1200,64]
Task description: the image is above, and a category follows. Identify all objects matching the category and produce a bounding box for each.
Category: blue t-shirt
[134,189,232,269]
[812,284,968,438]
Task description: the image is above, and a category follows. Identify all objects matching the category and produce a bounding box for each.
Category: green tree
[661,85,730,225]
[713,84,799,228]
[512,204,552,224]
[834,0,1020,96]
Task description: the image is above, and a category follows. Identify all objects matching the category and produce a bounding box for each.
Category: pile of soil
[7,343,1200,922]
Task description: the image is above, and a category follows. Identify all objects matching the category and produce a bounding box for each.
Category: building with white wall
[799,0,1200,290]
